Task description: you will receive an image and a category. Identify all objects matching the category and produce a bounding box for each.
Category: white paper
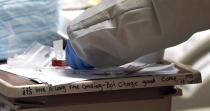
[0,63,179,86]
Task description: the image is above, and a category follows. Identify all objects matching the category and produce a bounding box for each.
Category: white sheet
[0,63,179,86]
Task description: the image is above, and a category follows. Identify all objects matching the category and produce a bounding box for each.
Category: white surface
[0,63,178,86]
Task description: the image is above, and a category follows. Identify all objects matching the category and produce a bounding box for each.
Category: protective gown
[66,0,210,69]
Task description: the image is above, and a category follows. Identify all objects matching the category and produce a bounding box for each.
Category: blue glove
[65,40,94,70]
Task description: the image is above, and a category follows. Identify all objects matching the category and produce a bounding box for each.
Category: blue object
[65,40,94,70]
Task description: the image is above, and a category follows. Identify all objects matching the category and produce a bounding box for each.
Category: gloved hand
[65,40,94,69]
[67,0,210,69]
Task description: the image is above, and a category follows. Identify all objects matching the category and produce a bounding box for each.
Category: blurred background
[166,30,210,111]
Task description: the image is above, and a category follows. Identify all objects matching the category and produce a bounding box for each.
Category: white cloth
[67,0,210,68]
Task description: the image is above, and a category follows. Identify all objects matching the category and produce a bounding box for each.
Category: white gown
[67,0,210,68]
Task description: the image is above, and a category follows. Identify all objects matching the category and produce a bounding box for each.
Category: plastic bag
[0,0,59,60]
[7,41,54,68]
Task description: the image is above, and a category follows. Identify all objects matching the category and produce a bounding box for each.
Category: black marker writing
[161,76,178,82]
[22,87,32,96]
[105,81,116,88]
[55,85,66,92]
[142,79,156,87]
[35,87,46,93]
[69,84,80,90]
[118,81,138,88]
[82,83,104,91]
